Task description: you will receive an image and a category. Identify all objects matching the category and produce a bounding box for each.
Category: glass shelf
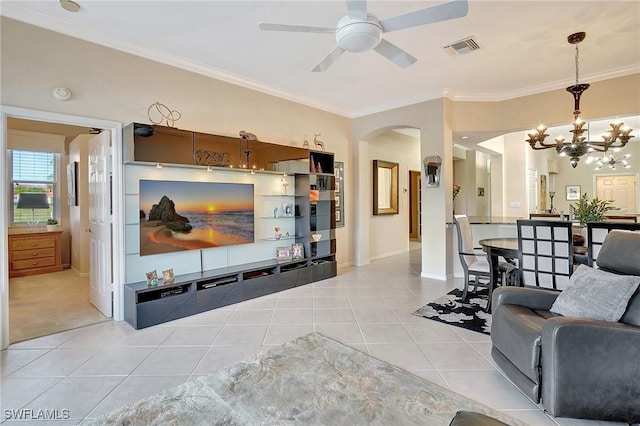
[261,235,298,242]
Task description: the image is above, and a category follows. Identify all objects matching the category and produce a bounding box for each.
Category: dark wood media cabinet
[125,255,336,329]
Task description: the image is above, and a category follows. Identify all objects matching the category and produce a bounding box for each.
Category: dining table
[478,237,519,312]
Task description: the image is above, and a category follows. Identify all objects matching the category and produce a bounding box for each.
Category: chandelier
[587,152,632,170]
[526,32,634,168]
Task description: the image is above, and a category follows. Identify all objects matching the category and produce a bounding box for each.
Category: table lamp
[16,192,50,229]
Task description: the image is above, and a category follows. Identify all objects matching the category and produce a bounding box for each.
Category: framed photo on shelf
[566,185,581,201]
[334,161,344,228]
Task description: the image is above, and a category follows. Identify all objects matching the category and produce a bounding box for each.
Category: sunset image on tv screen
[139,180,254,256]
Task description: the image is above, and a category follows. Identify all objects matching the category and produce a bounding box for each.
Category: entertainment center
[122,123,337,329]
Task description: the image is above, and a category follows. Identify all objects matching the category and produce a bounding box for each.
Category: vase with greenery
[571,193,614,226]
[46,218,58,231]
[452,184,461,214]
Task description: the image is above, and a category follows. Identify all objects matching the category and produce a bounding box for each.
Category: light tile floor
[0,250,626,425]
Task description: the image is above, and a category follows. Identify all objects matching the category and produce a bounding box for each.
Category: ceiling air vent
[442,36,480,56]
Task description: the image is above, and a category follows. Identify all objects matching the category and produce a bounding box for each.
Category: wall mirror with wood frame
[373,160,398,215]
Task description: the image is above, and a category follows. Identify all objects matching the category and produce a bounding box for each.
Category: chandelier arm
[530,145,557,150]
[586,144,607,153]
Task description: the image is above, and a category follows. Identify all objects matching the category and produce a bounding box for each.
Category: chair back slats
[453,214,477,268]
[587,222,640,268]
[517,220,574,291]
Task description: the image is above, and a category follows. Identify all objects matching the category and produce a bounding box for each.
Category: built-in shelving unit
[125,256,334,329]
[123,123,337,329]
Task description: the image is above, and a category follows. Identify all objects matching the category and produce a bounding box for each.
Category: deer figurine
[313,133,325,151]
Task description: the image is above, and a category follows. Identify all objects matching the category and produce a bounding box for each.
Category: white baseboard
[71,266,90,278]
[369,248,408,262]
[420,271,448,281]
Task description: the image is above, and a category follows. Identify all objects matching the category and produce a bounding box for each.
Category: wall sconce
[423,155,441,188]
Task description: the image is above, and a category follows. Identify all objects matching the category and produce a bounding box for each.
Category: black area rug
[412,288,492,335]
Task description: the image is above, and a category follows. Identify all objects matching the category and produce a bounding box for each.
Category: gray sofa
[490,230,640,423]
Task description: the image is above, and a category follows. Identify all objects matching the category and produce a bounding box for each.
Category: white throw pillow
[551,264,640,322]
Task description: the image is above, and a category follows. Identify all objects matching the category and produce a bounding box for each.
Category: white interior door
[596,174,637,213]
[89,131,112,317]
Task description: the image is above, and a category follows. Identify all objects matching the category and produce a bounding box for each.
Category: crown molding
[351,89,451,118]
[451,66,640,102]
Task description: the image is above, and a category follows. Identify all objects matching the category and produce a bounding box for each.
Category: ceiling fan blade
[373,39,417,68]
[346,0,367,20]
[311,45,346,72]
[259,23,335,34]
[379,0,468,33]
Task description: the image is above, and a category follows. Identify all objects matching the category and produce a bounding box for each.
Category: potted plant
[572,193,614,226]
[46,218,59,231]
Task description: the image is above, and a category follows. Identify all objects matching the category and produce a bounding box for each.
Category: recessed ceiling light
[60,0,80,13]
[461,136,469,139]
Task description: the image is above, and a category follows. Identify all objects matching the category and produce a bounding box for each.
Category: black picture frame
[67,161,78,206]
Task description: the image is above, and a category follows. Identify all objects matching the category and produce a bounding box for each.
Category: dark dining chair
[517,219,574,290]
[453,215,491,301]
[454,215,519,311]
[587,221,640,267]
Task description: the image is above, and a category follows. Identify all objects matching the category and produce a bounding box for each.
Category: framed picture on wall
[566,185,581,201]
[67,161,78,206]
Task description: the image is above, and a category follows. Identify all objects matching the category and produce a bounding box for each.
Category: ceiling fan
[259,0,468,72]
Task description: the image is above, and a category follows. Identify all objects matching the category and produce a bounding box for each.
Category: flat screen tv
[139,180,254,256]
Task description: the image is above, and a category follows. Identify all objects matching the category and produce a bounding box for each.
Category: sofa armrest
[540,317,640,421]
[492,287,559,311]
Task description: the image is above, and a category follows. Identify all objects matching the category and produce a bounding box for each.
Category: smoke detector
[52,87,72,101]
[443,36,480,56]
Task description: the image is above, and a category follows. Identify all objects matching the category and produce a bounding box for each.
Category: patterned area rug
[412,288,492,335]
[88,333,521,425]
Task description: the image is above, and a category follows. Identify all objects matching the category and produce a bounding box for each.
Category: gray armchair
[490,230,640,423]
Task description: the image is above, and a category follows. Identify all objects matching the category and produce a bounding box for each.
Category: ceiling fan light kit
[259,0,468,71]
[526,31,635,168]
[336,16,382,52]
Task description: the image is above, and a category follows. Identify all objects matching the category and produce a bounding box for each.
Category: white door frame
[0,105,124,349]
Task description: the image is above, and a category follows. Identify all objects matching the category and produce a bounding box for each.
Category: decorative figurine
[273,207,279,218]
[275,226,282,240]
[313,133,325,151]
[239,130,258,140]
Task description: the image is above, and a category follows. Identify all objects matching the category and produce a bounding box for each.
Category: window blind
[12,151,56,181]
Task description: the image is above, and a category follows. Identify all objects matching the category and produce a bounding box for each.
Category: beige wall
[450,74,640,135]
[367,131,420,260]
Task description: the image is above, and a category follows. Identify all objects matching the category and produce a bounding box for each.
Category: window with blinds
[11,150,57,224]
